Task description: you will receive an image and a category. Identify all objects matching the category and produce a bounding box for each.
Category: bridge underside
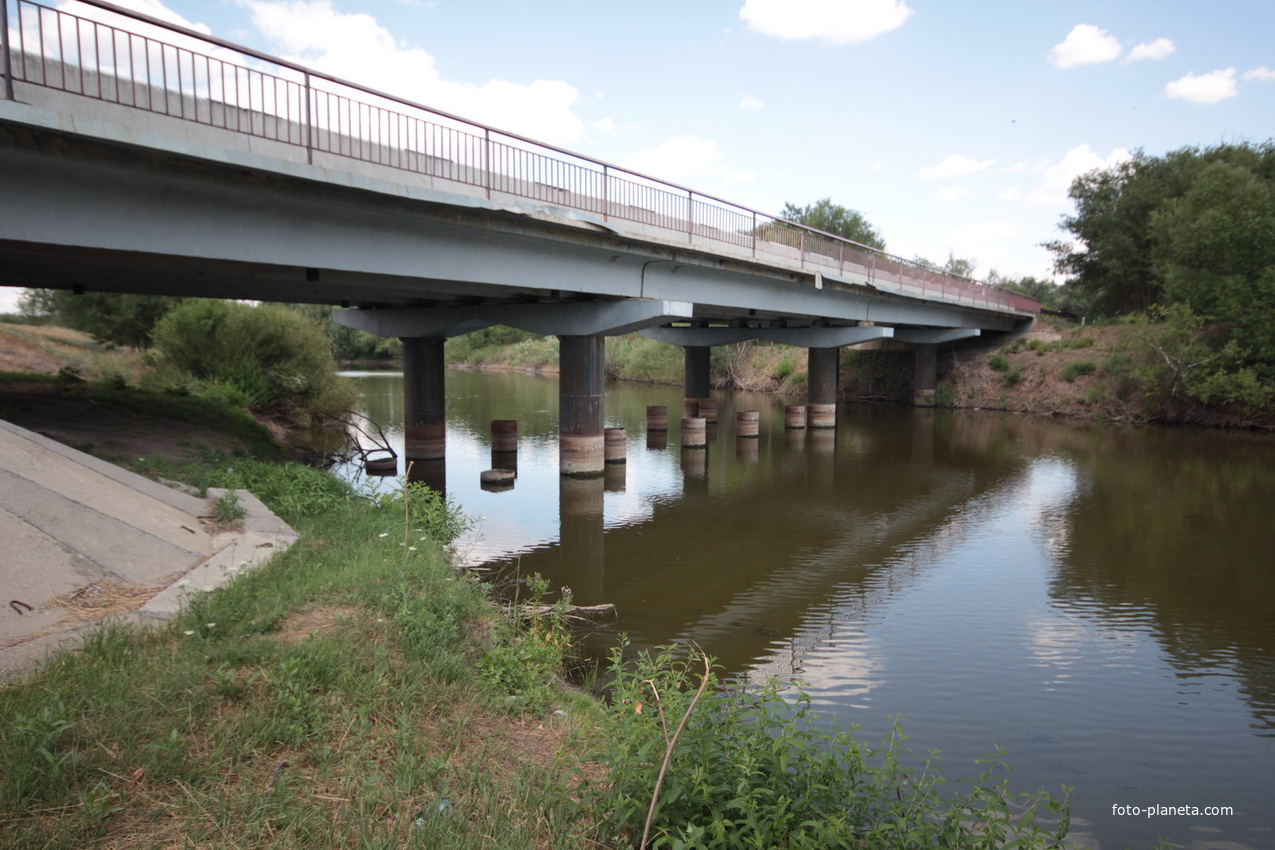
[0,118,1028,339]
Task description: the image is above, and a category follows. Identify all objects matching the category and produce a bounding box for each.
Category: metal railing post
[601,165,609,220]
[484,127,491,200]
[303,70,312,165]
[752,212,758,258]
[686,190,693,242]
[2,0,16,101]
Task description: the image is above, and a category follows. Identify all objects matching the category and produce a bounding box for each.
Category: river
[337,367,1275,849]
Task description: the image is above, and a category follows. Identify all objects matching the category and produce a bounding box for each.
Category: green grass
[0,456,600,849]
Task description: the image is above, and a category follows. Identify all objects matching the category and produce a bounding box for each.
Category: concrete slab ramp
[0,419,297,680]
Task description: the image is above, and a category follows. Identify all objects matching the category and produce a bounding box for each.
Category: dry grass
[50,576,181,622]
[0,322,148,382]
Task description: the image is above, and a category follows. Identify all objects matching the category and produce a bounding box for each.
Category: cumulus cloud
[1165,68,1239,104]
[234,0,585,145]
[1125,37,1175,62]
[997,186,1022,201]
[622,136,728,182]
[1028,144,1132,207]
[934,186,967,203]
[1243,67,1275,82]
[1049,24,1122,69]
[739,95,765,110]
[919,154,994,179]
[739,0,912,45]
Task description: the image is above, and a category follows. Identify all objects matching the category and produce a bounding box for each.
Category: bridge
[0,0,1038,476]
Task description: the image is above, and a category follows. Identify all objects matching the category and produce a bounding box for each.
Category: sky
[6,0,1275,313]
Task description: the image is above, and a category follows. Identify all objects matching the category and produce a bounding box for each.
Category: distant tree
[16,289,56,323]
[986,271,1066,311]
[45,290,185,348]
[912,252,976,278]
[779,198,886,250]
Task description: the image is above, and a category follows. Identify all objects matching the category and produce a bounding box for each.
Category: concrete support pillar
[913,343,938,407]
[684,345,711,401]
[558,334,606,477]
[807,347,839,428]
[401,336,446,460]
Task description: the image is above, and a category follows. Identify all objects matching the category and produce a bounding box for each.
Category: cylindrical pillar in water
[784,404,808,429]
[401,336,446,460]
[683,397,700,418]
[684,345,711,400]
[491,419,518,452]
[558,335,606,477]
[681,416,707,448]
[808,404,837,429]
[646,405,668,432]
[480,468,515,492]
[697,399,718,424]
[736,410,760,438]
[604,427,627,464]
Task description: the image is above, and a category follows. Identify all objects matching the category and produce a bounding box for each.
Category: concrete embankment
[0,418,296,680]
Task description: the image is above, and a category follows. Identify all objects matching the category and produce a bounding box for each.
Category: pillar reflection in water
[558,475,605,604]
[407,457,446,495]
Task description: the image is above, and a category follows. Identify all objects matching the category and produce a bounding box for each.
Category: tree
[779,198,886,250]
[1046,142,1275,318]
[44,290,186,347]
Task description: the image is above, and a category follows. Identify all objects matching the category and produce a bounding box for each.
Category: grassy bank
[0,451,606,848]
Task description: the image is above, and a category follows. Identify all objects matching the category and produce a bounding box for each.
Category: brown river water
[336,368,1275,849]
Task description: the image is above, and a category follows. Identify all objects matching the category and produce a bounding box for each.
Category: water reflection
[339,369,1275,850]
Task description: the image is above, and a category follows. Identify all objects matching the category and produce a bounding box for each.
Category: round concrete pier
[491,419,518,452]
[681,416,707,448]
[646,405,668,432]
[604,427,627,464]
[683,397,700,418]
[784,404,808,429]
[809,403,836,429]
[736,410,760,438]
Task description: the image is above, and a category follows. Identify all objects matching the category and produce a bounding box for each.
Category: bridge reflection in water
[341,368,1275,850]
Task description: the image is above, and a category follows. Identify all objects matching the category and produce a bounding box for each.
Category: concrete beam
[893,328,981,344]
[336,299,694,339]
[639,327,759,347]
[756,326,894,348]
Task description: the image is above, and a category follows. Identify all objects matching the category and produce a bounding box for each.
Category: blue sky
[6,0,1275,312]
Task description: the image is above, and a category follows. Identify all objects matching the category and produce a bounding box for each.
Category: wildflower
[200,585,215,593]
[183,630,195,636]
[377,532,389,538]
[176,579,189,589]
[206,623,216,628]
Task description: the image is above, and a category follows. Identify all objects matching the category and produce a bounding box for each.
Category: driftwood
[505,602,617,624]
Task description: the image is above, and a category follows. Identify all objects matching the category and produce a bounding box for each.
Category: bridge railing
[1,0,1040,316]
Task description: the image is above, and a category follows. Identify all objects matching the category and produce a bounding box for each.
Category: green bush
[988,354,1011,372]
[151,300,358,424]
[1060,360,1098,382]
[597,644,1070,849]
[1004,365,1025,386]
[773,358,797,381]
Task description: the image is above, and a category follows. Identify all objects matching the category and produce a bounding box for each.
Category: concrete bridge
[0,0,1038,476]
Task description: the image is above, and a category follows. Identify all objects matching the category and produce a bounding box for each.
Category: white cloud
[725,169,757,184]
[1243,67,1275,82]
[1049,24,1122,69]
[1003,161,1027,173]
[872,162,884,172]
[622,136,728,182]
[235,0,585,145]
[997,186,1022,201]
[1028,144,1131,207]
[934,186,967,203]
[919,154,994,179]
[1164,68,1239,104]
[739,95,765,110]
[592,117,617,134]
[1124,37,1175,62]
[739,0,912,45]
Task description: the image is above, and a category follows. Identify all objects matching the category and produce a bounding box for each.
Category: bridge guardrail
[1,0,1040,316]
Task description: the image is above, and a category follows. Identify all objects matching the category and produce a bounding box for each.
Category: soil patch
[0,384,250,465]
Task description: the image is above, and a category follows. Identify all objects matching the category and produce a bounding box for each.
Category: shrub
[773,358,797,381]
[151,300,357,424]
[1004,365,1025,386]
[597,644,1070,849]
[1060,360,1098,382]
[988,354,1011,372]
